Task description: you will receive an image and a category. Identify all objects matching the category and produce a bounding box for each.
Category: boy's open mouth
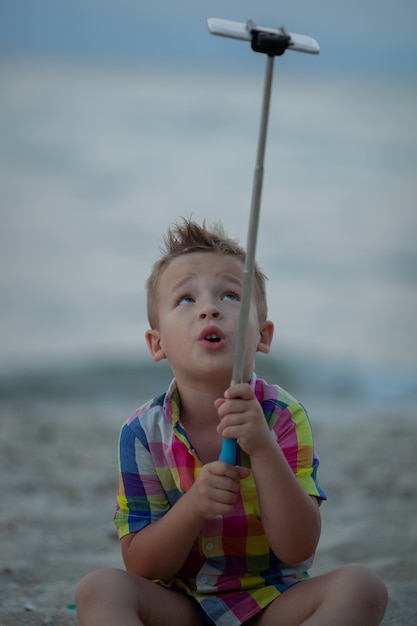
[205,334,221,343]
[199,327,225,347]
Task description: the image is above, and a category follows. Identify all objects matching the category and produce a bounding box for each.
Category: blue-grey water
[1,60,416,417]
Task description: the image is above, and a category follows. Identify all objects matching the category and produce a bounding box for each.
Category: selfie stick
[207,19,320,465]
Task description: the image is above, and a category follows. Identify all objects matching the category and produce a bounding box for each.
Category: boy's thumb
[237,466,251,480]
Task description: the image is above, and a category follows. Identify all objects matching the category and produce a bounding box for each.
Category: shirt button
[206,542,214,551]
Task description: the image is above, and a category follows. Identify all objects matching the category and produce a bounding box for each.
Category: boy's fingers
[213,461,242,481]
[238,466,251,480]
[224,383,254,400]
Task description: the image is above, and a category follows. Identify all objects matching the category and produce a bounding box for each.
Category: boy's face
[146,251,273,385]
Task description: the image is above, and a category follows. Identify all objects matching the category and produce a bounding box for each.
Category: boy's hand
[215,383,273,457]
[189,462,250,519]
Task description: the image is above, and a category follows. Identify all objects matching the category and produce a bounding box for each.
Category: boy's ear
[257,320,274,355]
[145,329,166,362]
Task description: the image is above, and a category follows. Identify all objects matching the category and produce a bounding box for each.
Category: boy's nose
[199,302,221,319]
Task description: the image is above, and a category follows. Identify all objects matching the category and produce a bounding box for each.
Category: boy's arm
[250,439,321,565]
[121,488,203,581]
[121,461,249,581]
[216,383,321,565]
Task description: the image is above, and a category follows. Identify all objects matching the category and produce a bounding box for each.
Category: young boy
[76,219,387,626]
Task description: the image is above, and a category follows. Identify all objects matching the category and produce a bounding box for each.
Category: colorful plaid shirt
[114,375,327,626]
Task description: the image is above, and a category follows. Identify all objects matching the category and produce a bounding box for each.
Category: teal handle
[219,438,238,464]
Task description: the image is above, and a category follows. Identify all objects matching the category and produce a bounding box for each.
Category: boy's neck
[175,377,229,426]
[173,378,227,464]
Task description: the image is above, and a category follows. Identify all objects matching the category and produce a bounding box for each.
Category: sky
[1,0,417,77]
[0,0,416,379]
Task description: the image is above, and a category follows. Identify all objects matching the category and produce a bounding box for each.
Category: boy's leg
[76,568,204,626]
[246,564,387,626]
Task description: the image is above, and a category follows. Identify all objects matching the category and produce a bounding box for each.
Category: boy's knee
[340,563,388,617]
[343,563,387,592]
[76,568,124,607]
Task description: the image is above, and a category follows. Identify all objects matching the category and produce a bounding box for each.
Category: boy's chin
[181,363,234,384]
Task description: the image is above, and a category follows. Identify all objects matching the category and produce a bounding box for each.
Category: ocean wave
[1,355,415,417]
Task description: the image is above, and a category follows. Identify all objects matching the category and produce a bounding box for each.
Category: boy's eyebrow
[168,270,243,294]
[219,271,243,284]
[168,272,198,293]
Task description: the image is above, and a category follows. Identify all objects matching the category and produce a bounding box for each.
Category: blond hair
[146,219,268,328]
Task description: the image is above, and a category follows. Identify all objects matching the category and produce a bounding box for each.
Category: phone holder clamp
[248,21,291,57]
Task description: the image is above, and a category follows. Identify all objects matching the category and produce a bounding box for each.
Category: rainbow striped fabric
[114,375,327,626]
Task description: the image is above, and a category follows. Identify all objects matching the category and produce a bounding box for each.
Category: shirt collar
[162,373,259,427]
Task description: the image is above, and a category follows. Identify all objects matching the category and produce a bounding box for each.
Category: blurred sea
[1,60,416,421]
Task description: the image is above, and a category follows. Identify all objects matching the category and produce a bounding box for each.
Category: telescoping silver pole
[207,19,320,465]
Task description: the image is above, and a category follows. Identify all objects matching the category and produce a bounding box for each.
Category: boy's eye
[177,295,194,305]
[222,291,239,302]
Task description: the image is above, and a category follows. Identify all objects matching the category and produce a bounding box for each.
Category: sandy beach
[1,394,416,625]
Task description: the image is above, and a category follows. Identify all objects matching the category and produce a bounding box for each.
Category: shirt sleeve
[113,420,170,539]
[272,398,327,502]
